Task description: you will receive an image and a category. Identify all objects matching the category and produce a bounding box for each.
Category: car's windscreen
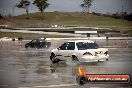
[76,42,99,50]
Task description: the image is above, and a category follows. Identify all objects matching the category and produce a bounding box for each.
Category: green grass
[0,12,132,30]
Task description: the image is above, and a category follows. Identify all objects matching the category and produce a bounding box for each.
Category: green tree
[16,0,30,15]
[81,0,94,13]
[33,0,49,13]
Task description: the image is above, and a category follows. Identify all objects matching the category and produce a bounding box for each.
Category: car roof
[68,40,94,43]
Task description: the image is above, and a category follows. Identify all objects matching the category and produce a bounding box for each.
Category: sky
[0,0,132,16]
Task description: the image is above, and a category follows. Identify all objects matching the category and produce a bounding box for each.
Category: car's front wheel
[50,53,59,63]
[72,55,79,62]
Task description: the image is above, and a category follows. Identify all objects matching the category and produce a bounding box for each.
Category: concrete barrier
[0,25,8,29]
[1,29,132,40]
[46,37,132,40]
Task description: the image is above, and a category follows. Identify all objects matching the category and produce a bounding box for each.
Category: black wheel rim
[50,54,59,63]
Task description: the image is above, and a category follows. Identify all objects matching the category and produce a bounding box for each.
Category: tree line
[92,12,132,21]
[0,0,93,18]
[0,0,92,19]
[16,0,92,15]
[16,0,49,15]
[1,0,131,21]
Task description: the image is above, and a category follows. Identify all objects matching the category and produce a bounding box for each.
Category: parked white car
[50,40,109,63]
[0,37,12,41]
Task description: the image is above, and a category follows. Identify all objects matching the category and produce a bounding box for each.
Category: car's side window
[76,42,85,50]
[59,43,67,50]
[31,39,37,43]
[59,42,75,50]
[67,42,75,50]
[76,42,99,50]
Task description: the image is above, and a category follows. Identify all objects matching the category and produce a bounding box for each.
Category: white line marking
[33,83,77,88]
[19,69,31,71]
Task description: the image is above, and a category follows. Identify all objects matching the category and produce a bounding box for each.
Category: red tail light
[104,51,108,55]
[83,52,92,56]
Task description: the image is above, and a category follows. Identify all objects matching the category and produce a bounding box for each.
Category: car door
[30,39,38,48]
[58,42,75,61]
[38,40,45,48]
[56,42,67,60]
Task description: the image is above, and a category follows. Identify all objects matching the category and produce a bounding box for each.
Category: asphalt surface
[0,39,132,88]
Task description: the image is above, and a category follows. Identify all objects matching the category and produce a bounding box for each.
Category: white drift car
[50,40,109,63]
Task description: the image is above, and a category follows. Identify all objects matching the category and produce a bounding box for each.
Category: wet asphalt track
[0,39,132,88]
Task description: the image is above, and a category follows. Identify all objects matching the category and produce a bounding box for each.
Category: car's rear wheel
[106,58,109,61]
[50,53,59,63]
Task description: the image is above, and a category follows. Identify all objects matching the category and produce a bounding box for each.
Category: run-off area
[0,39,132,88]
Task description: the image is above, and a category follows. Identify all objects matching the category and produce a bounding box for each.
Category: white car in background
[0,37,12,41]
[50,40,109,63]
